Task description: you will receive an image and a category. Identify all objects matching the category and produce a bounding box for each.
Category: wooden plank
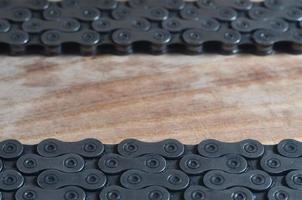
[0,0,301,145]
[0,54,301,145]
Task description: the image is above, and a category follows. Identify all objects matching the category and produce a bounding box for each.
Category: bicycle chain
[0,139,301,199]
[1,0,302,55]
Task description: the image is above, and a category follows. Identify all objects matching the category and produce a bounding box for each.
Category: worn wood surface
[0,53,301,145]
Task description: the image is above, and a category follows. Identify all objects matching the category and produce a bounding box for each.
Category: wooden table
[1,54,301,145]
[0,0,301,145]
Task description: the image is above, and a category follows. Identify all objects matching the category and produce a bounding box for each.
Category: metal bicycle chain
[0,139,301,199]
[1,0,302,55]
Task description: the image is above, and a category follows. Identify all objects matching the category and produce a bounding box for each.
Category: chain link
[0,0,302,55]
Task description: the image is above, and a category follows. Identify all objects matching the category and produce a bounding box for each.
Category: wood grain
[0,54,301,145]
[0,0,301,145]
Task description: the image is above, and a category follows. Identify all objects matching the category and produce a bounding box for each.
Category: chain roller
[0,138,301,199]
[0,0,302,55]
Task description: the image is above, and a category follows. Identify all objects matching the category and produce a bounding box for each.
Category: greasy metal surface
[1,0,302,55]
[0,138,302,199]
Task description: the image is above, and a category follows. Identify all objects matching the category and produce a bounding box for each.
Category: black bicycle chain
[1,0,302,55]
[0,139,301,199]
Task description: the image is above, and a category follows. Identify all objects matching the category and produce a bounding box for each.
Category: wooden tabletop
[0,0,301,145]
[1,53,301,145]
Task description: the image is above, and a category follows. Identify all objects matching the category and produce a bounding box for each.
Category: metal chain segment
[111,6,170,21]
[0,8,32,22]
[15,186,86,200]
[1,0,302,55]
[43,6,101,21]
[184,186,255,200]
[231,18,289,33]
[196,0,253,10]
[127,0,186,10]
[37,139,104,158]
[120,169,190,190]
[0,140,24,159]
[203,170,272,191]
[117,139,184,158]
[99,186,171,200]
[263,0,302,9]
[260,153,302,174]
[162,17,221,32]
[0,170,24,191]
[285,170,302,190]
[59,0,118,10]
[22,18,81,33]
[98,153,166,174]
[267,186,302,200]
[92,17,151,32]
[0,138,302,199]
[179,28,242,54]
[16,153,85,174]
[179,5,238,22]
[37,169,107,190]
[179,154,248,174]
[198,139,264,158]
[248,6,302,21]
[0,0,50,10]
[277,139,302,158]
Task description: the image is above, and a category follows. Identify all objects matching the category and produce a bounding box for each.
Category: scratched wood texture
[0,0,302,145]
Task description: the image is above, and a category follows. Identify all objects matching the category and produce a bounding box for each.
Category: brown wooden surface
[0,53,301,145]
